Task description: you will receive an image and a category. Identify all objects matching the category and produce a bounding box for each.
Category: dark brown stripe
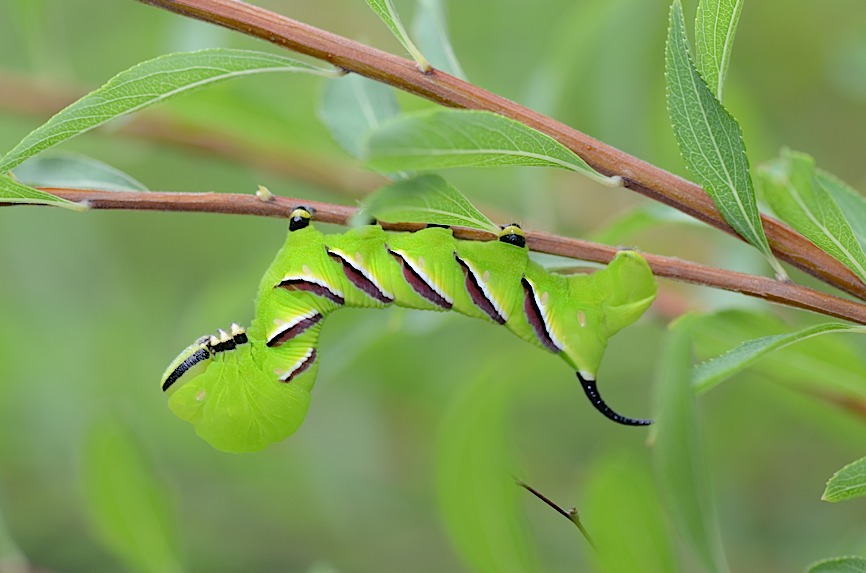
[454,254,505,324]
[162,347,211,392]
[267,312,323,347]
[278,278,344,305]
[388,249,452,309]
[327,250,393,303]
[280,349,318,384]
[521,278,560,353]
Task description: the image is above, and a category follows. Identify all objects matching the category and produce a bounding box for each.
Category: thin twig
[11,187,866,325]
[516,479,595,548]
[131,0,866,301]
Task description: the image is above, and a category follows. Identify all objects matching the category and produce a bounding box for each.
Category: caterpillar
[161,207,657,453]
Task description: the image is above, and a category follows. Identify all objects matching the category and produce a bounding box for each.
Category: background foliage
[1,0,866,572]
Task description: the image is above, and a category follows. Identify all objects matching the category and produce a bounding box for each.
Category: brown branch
[516,479,595,548]
[131,0,866,302]
[14,187,866,326]
[0,70,385,197]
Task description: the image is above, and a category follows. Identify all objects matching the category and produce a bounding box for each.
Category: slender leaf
[12,152,149,192]
[436,366,539,573]
[817,168,866,252]
[82,420,185,573]
[808,557,866,573]
[411,0,467,79]
[695,0,745,100]
[665,0,782,276]
[357,174,498,232]
[364,0,431,71]
[0,174,85,210]
[693,322,865,393]
[759,149,866,284]
[318,73,399,159]
[654,318,729,573]
[0,48,336,173]
[823,456,866,502]
[366,108,617,186]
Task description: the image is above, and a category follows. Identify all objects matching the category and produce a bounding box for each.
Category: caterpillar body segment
[162,209,657,452]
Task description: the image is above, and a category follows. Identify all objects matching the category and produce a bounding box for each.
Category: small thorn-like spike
[576,372,652,426]
[208,335,221,347]
[218,329,231,342]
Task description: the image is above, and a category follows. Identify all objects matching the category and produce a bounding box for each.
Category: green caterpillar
[162,207,657,453]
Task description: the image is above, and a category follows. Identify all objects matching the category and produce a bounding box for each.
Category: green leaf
[822,456,866,502]
[12,152,149,192]
[0,48,336,173]
[590,203,698,244]
[818,169,866,252]
[665,0,782,276]
[436,366,539,573]
[758,149,866,284]
[583,454,678,573]
[808,557,866,573]
[82,419,185,573]
[411,0,467,80]
[366,109,617,186]
[318,73,399,159]
[364,0,431,71]
[693,322,865,393]
[654,319,729,573]
[0,174,85,210]
[695,0,744,100]
[358,174,498,232]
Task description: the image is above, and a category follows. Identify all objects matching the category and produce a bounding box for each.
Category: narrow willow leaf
[808,557,866,573]
[0,174,85,211]
[758,149,866,284]
[665,1,782,276]
[357,174,498,232]
[817,169,866,252]
[695,0,744,100]
[436,367,539,573]
[693,322,865,393]
[411,0,467,80]
[654,319,729,573]
[83,420,185,573]
[364,0,431,71]
[0,48,336,173]
[366,109,617,186]
[822,456,866,502]
[583,454,679,573]
[12,152,149,192]
[318,73,399,159]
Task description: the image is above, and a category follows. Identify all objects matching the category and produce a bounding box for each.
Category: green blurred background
[1,0,866,572]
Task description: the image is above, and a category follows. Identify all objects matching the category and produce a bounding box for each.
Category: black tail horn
[577,372,652,426]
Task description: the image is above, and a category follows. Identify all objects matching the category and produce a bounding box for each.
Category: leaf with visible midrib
[319,74,399,159]
[665,0,782,276]
[693,322,865,393]
[822,456,866,503]
[357,174,498,232]
[364,0,430,71]
[807,557,866,573]
[758,149,866,285]
[365,109,616,186]
[695,0,744,100]
[0,174,84,210]
[0,48,335,174]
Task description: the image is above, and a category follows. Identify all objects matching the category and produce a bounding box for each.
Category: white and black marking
[279,348,318,383]
[278,275,345,305]
[162,345,211,392]
[387,248,453,309]
[267,310,323,347]
[577,372,652,426]
[520,277,563,353]
[453,254,506,324]
[327,248,394,304]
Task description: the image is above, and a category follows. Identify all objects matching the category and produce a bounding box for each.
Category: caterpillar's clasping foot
[577,372,652,426]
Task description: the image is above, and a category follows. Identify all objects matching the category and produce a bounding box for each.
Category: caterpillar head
[161,323,313,453]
